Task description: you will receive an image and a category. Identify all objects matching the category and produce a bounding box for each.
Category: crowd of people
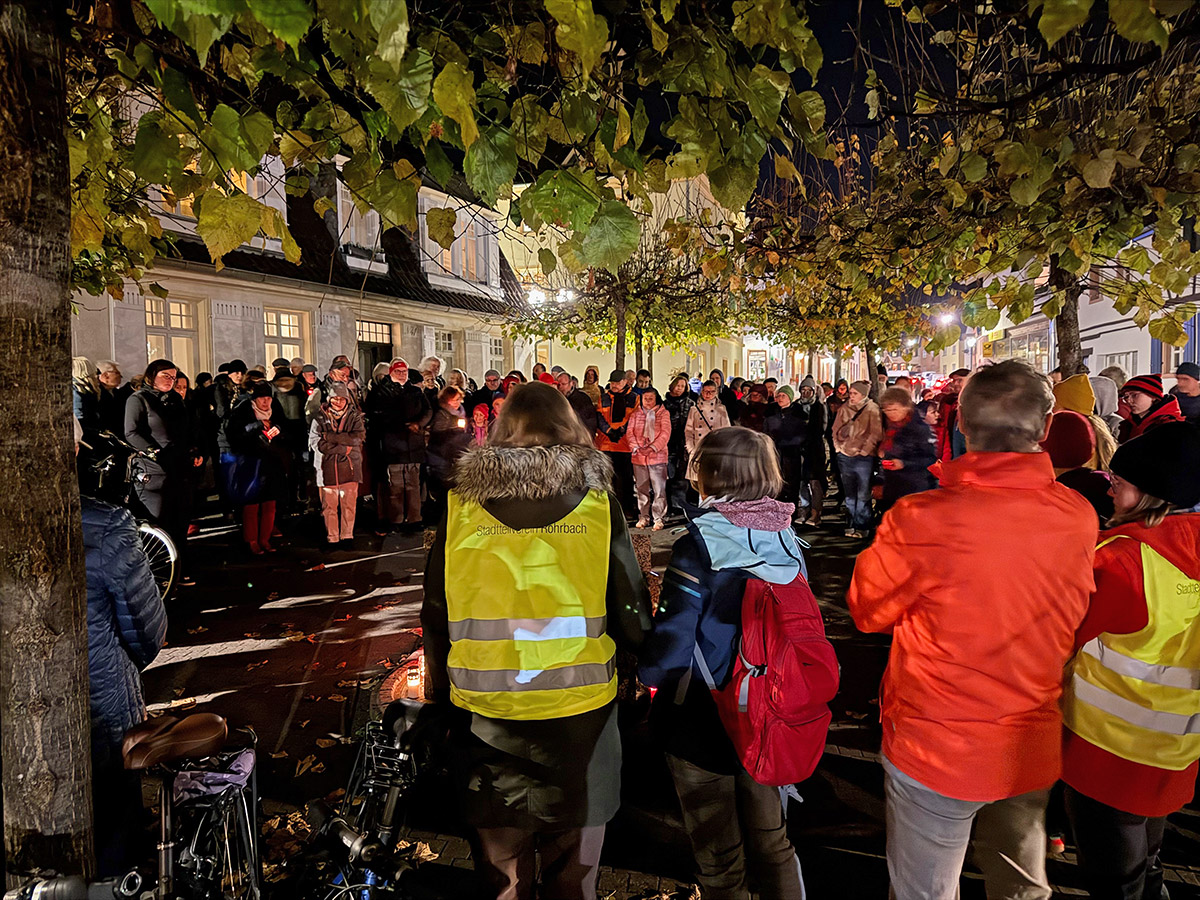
[69,348,1200,899]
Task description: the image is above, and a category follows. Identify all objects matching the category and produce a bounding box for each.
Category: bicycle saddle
[122,713,228,770]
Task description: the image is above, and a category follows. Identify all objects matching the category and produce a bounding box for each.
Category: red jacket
[1118,395,1184,443]
[848,451,1097,801]
[935,392,959,461]
[1062,514,1200,817]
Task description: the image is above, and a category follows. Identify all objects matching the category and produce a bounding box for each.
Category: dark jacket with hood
[1118,395,1185,443]
[879,412,938,507]
[711,370,740,421]
[639,498,809,773]
[422,443,652,828]
[82,497,167,749]
[367,377,431,466]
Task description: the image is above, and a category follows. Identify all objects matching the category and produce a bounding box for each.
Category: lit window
[264,309,307,364]
[144,295,197,377]
[356,320,392,344]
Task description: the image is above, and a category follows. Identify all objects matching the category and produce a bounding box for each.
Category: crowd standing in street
[72,343,1200,900]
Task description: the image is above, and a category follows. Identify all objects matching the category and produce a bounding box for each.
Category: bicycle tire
[138,523,177,600]
[177,787,261,900]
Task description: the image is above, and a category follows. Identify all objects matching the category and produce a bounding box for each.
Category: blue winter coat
[82,498,167,749]
[639,503,807,773]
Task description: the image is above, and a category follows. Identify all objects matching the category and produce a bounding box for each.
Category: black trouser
[605,451,636,519]
[1064,785,1170,900]
[666,449,689,515]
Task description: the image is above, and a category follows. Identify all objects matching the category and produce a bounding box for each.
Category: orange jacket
[847,451,1098,801]
[595,386,634,453]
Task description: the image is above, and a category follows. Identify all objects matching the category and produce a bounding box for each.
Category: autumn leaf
[295,755,316,776]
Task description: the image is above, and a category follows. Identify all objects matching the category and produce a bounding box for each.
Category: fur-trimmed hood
[453,443,613,505]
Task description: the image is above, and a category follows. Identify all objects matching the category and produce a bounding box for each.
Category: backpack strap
[674,643,717,705]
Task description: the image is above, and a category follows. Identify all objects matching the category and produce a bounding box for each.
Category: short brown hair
[958,360,1053,452]
[690,427,783,500]
[880,387,914,409]
[489,382,594,449]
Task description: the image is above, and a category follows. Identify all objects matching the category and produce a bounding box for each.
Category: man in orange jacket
[848,360,1098,900]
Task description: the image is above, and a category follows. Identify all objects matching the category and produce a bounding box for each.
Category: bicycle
[299,699,435,899]
[4,713,260,900]
[79,431,178,599]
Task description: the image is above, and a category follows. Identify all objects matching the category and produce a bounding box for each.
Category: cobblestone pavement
[146,502,1200,898]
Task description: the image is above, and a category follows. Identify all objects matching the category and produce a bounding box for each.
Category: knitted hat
[1109,421,1200,508]
[1053,374,1096,416]
[1122,373,1164,400]
[777,386,794,401]
[1040,411,1095,469]
[1177,362,1200,381]
[329,382,351,399]
[250,382,273,399]
[538,372,556,384]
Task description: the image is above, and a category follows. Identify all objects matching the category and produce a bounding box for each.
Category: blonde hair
[1107,493,1173,529]
[447,368,469,390]
[691,427,783,500]
[959,360,1053,452]
[489,382,594,448]
[1086,414,1117,471]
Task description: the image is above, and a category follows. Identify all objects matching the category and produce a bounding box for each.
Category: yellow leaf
[774,154,800,182]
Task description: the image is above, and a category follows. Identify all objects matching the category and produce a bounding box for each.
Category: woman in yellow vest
[422,380,651,900]
[1061,421,1200,899]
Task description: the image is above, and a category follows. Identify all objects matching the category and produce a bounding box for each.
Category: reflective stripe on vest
[443,489,615,721]
[1063,536,1200,770]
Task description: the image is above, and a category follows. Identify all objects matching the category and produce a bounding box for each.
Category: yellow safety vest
[443,489,615,721]
[1063,536,1200,770]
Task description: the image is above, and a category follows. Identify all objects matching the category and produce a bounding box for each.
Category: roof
[165,226,525,318]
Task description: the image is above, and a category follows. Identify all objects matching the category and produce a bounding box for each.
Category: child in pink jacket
[628,389,672,529]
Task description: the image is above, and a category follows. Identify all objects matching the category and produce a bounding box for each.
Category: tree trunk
[833,353,842,383]
[806,349,816,380]
[646,338,654,382]
[864,335,880,400]
[633,319,643,371]
[613,294,627,370]
[0,0,95,877]
[1051,259,1086,376]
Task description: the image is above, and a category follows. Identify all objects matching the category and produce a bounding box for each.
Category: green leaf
[253,0,314,48]
[366,169,418,231]
[161,67,202,129]
[632,98,649,148]
[661,0,678,22]
[791,90,825,132]
[557,234,587,274]
[538,247,558,276]
[1082,148,1117,188]
[1010,177,1042,206]
[745,65,789,129]
[366,49,432,131]
[145,0,232,62]
[774,154,800,182]
[369,0,409,72]
[464,126,518,206]
[130,113,187,182]
[1149,316,1188,346]
[545,0,609,81]
[424,139,454,188]
[580,200,641,271]
[426,206,458,251]
[1109,0,1168,48]
[510,95,548,164]
[433,61,479,148]
[643,8,669,53]
[937,146,960,177]
[519,170,601,231]
[1035,0,1095,47]
[148,282,170,299]
[196,191,266,266]
[959,152,987,182]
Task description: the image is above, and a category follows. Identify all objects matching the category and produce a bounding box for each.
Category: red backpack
[694,574,840,786]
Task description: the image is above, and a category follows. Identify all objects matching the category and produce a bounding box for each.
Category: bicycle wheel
[138,522,177,599]
[178,786,262,900]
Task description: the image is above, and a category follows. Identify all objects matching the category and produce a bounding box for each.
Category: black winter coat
[124,387,194,516]
[879,413,937,508]
[566,388,598,435]
[425,406,471,483]
[82,497,167,750]
[367,378,431,465]
[227,398,294,501]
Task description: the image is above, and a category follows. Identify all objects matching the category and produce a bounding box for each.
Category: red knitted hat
[1040,410,1095,469]
[1122,373,1163,400]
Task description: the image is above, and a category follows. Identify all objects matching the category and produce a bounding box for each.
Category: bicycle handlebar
[3,870,141,900]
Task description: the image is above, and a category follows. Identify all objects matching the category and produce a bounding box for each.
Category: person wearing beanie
[877,387,937,514]
[793,377,829,525]
[1117,374,1184,443]
[310,380,366,546]
[1041,411,1112,523]
[225,379,292,554]
[1171,361,1200,424]
[1060,422,1200,899]
[764,384,805,515]
[1053,374,1096,416]
[832,380,883,538]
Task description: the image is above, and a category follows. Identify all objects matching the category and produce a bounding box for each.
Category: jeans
[666,754,805,900]
[386,462,422,525]
[1064,786,1170,900]
[319,482,357,541]
[837,453,875,530]
[883,756,1051,900]
[634,463,668,524]
[472,824,604,900]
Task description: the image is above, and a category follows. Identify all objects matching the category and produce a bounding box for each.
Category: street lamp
[966,337,978,348]
[527,287,547,306]
[938,314,954,326]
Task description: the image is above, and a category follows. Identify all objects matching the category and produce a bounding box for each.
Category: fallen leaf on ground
[333,614,352,622]
[173,687,185,697]
[299,719,310,728]
[270,751,288,759]
[328,694,347,703]
[315,738,337,749]
[267,592,279,601]
[336,679,359,688]
[335,662,347,669]
[310,761,326,773]
[186,626,208,634]
[246,659,268,671]
[295,755,316,777]
[244,632,261,639]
